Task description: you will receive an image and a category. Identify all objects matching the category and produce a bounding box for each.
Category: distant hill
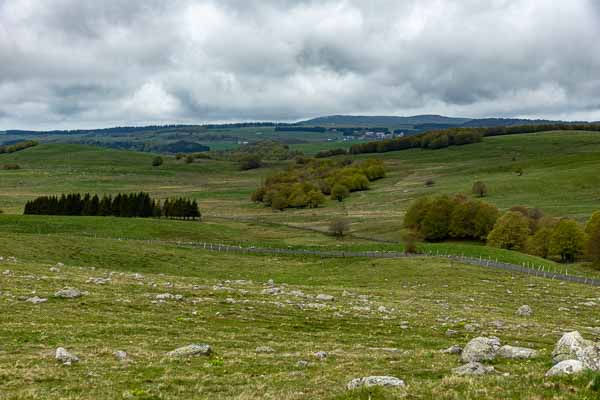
[298,114,471,127]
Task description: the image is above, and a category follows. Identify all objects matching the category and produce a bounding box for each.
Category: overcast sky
[2,0,600,130]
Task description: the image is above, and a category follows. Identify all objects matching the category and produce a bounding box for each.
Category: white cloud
[1,0,600,129]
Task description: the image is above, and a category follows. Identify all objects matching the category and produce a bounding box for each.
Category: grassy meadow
[1,130,600,398]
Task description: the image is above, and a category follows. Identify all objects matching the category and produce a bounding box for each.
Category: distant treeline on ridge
[346,123,600,155]
[23,192,201,220]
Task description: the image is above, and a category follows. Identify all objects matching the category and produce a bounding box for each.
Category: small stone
[446,329,459,336]
[316,294,334,302]
[545,360,585,377]
[113,350,128,361]
[442,345,463,354]
[497,345,538,359]
[296,360,309,367]
[49,267,60,273]
[452,362,495,376]
[167,344,212,358]
[516,305,532,317]
[55,347,79,365]
[255,346,275,354]
[347,376,405,390]
[314,351,328,359]
[26,296,48,304]
[86,277,110,285]
[54,288,82,299]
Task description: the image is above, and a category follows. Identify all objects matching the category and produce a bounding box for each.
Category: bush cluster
[252,159,385,210]
[404,195,499,241]
[2,164,20,170]
[24,192,200,220]
[0,140,38,154]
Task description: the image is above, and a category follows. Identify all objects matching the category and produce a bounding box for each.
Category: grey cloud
[1,0,600,129]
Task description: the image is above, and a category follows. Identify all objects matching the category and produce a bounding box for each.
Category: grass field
[3,230,600,399]
[2,131,600,398]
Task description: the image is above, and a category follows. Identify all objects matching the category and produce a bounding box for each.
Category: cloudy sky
[1,0,600,130]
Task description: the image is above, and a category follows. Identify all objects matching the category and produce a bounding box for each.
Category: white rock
[516,305,532,316]
[545,360,585,377]
[442,345,463,354]
[316,294,334,301]
[26,296,48,304]
[552,331,593,364]
[55,347,79,365]
[314,351,328,359]
[167,344,212,357]
[497,345,538,359]
[54,288,82,299]
[113,350,128,361]
[347,376,405,390]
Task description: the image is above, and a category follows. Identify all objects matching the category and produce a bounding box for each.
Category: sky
[1,0,600,130]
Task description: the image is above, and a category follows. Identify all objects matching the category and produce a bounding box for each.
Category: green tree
[586,212,600,265]
[550,219,586,263]
[527,227,554,258]
[487,211,530,250]
[306,190,325,208]
[420,196,455,241]
[331,184,350,202]
[404,198,432,231]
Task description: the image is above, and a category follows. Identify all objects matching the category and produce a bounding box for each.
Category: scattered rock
[347,376,405,390]
[167,344,212,358]
[465,323,480,332]
[86,277,110,285]
[316,294,334,302]
[26,296,48,304]
[113,350,128,361]
[497,345,538,359]
[442,345,463,354]
[255,346,275,354]
[49,267,60,273]
[489,320,505,329]
[452,362,495,376]
[545,360,585,377]
[155,293,183,301]
[579,344,600,370]
[261,287,283,295]
[55,347,79,365]
[446,329,459,337]
[461,336,501,363]
[296,360,309,367]
[54,288,82,299]
[552,331,593,364]
[314,351,328,359]
[516,305,532,317]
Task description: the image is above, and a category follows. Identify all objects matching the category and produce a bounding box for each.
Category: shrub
[472,181,488,198]
[329,218,351,239]
[239,155,262,171]
[487,211,530,251]
[549,219,586,263]
[185,155,194,164]
[2,164,21,170]
[151,156,163,167]
[425,179,435,187]
[420,196,455,241]
[404,198,432,232]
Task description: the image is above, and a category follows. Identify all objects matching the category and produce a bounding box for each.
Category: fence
[165,240,600,288]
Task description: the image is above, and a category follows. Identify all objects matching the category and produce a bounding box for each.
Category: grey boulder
[167,344,212,357]
[545,360,585,377]
[497,345,538,359]
[55,347,79,365]
[461,336,501,363]
[347,376,405,390]
[552,331,593,364]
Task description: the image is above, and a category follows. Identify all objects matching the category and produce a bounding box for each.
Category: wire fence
[165,240,600,288]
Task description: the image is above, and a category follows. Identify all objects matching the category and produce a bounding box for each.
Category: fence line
[152,239,600,288]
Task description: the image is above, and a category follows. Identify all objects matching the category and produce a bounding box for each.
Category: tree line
[345,123,600,156]
[23,192,200,220]
[405,194,600,264]
[0,140,38,154]
[251,158,385,210]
